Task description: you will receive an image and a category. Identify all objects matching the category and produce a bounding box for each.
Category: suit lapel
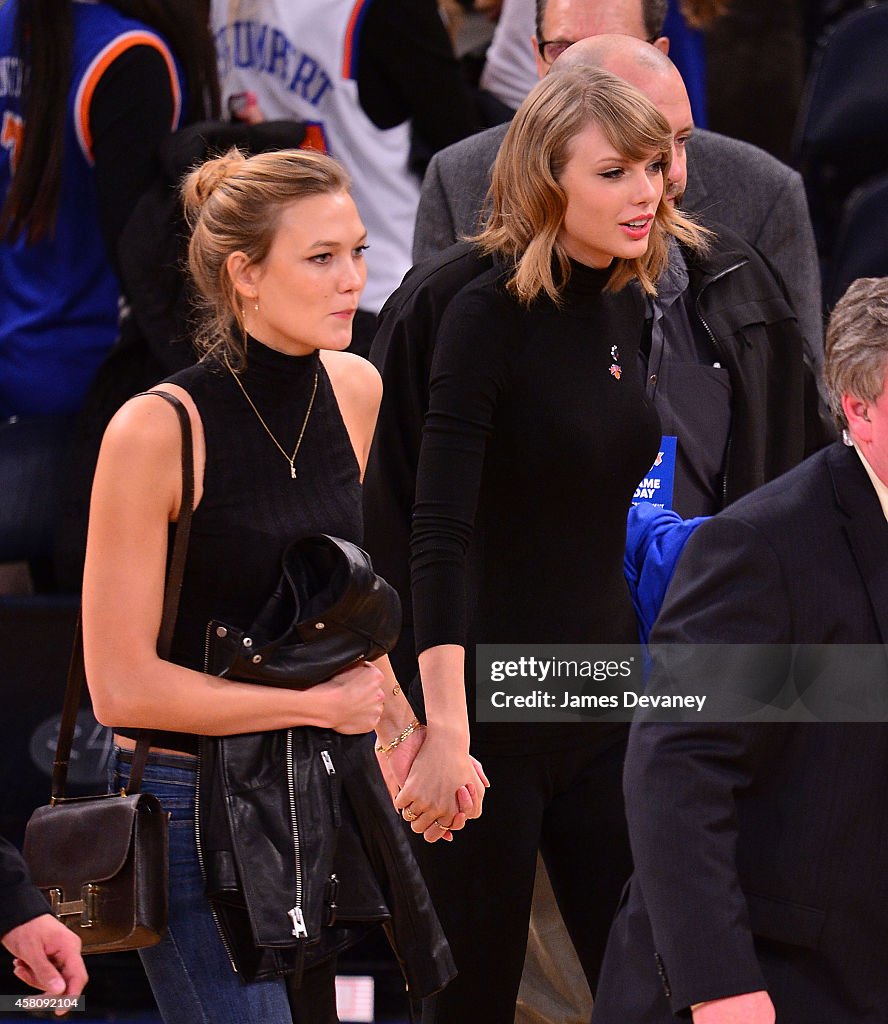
[828,443,888,642]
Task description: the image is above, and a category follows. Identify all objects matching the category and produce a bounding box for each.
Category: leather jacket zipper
[195,622,239,972]
[194,751,239,972]
[285,729,308,939]
[320,748,340,925]
[694,258,747,506]
[203,620,214,678]
[200,623,308,949]
[321,748,341,826]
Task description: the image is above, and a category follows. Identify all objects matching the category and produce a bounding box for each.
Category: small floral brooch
[609,345,622,380]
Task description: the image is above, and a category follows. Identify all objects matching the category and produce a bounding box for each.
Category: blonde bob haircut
[182,147,351,366]
[473,67,709,305]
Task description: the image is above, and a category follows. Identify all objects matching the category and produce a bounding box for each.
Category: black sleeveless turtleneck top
[117,338,362,754]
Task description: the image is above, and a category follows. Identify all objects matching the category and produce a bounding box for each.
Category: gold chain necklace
[225,357,319,479]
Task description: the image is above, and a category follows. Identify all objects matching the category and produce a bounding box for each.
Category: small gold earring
[240,306,249,348]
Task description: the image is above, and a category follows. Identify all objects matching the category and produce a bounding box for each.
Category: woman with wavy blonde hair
[476,66,707,303]
[390,67,708,1023]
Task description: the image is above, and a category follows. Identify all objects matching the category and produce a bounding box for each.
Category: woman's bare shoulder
[98,385,205,512]
[103,389,185,451]
[320,351,382,409]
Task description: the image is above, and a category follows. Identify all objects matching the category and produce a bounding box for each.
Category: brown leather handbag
[22,391,193,954]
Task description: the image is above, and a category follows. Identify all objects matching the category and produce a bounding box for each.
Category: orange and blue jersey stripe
[74,30,181,165]
[342,0,373,80]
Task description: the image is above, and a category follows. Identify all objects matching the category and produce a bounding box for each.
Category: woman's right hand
[314,662,386,734]
[394,726,488,838]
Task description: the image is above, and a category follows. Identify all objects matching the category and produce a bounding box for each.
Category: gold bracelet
[375,717,425,755]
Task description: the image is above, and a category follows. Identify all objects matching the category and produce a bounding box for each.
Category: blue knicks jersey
[0,0,184,417]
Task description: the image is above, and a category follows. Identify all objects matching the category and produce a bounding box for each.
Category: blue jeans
[110,750,338,1024]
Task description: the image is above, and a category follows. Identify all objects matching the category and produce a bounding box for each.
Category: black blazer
[0,835,51,938]
[593,443,888,1023]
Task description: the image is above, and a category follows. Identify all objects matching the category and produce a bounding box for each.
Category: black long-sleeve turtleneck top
[410,261,661,753]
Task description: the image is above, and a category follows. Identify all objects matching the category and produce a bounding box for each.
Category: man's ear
[842,393,871,443]
[531,35,548,78]
[653,35,670,55]
[226,250,259,302]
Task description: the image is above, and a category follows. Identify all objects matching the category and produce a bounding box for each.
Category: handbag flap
[23,794,159,892]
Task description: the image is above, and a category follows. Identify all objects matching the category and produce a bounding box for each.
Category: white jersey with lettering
[211,0,420,314]
[479,0,537,112]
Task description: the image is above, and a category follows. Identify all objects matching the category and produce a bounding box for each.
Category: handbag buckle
[48,884,100,927]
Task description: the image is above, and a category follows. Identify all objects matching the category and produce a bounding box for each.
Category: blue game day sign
[632,435,676,510]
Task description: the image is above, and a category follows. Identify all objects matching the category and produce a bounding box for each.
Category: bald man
[412,0,823,373]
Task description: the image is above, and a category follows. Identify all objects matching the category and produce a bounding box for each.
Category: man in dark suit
[413,0,823,376]
[1,835,87,999]
[592,276,888,1024]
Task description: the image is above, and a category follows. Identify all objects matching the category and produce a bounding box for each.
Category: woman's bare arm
[82,393,384,736]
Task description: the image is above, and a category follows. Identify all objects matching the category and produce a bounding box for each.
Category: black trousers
[287,957,339,1024]
[416,730,632,1024]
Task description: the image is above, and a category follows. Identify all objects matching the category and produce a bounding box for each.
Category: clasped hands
[377,722,488,843]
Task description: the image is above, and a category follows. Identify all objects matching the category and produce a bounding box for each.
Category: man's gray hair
[534,0,668,42]
[824,277,888,430]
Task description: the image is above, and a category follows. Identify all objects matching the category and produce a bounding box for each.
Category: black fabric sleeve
[410,281,511,654]
[356,0,476,151]
[89,44,177,279]
[364,246,493,630]
[0,837,51,938]
[624,515,794,1011]
[364,287,440,627]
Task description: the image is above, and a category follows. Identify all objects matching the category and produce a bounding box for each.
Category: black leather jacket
[197,727,455,993]
[194,537,454,992]
[682,223,834,508]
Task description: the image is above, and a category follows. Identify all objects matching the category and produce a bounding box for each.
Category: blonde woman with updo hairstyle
[388,68,708,1022]
[81,148,457,1024]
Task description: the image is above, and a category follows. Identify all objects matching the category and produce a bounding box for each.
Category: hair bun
[181,148,246,221]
